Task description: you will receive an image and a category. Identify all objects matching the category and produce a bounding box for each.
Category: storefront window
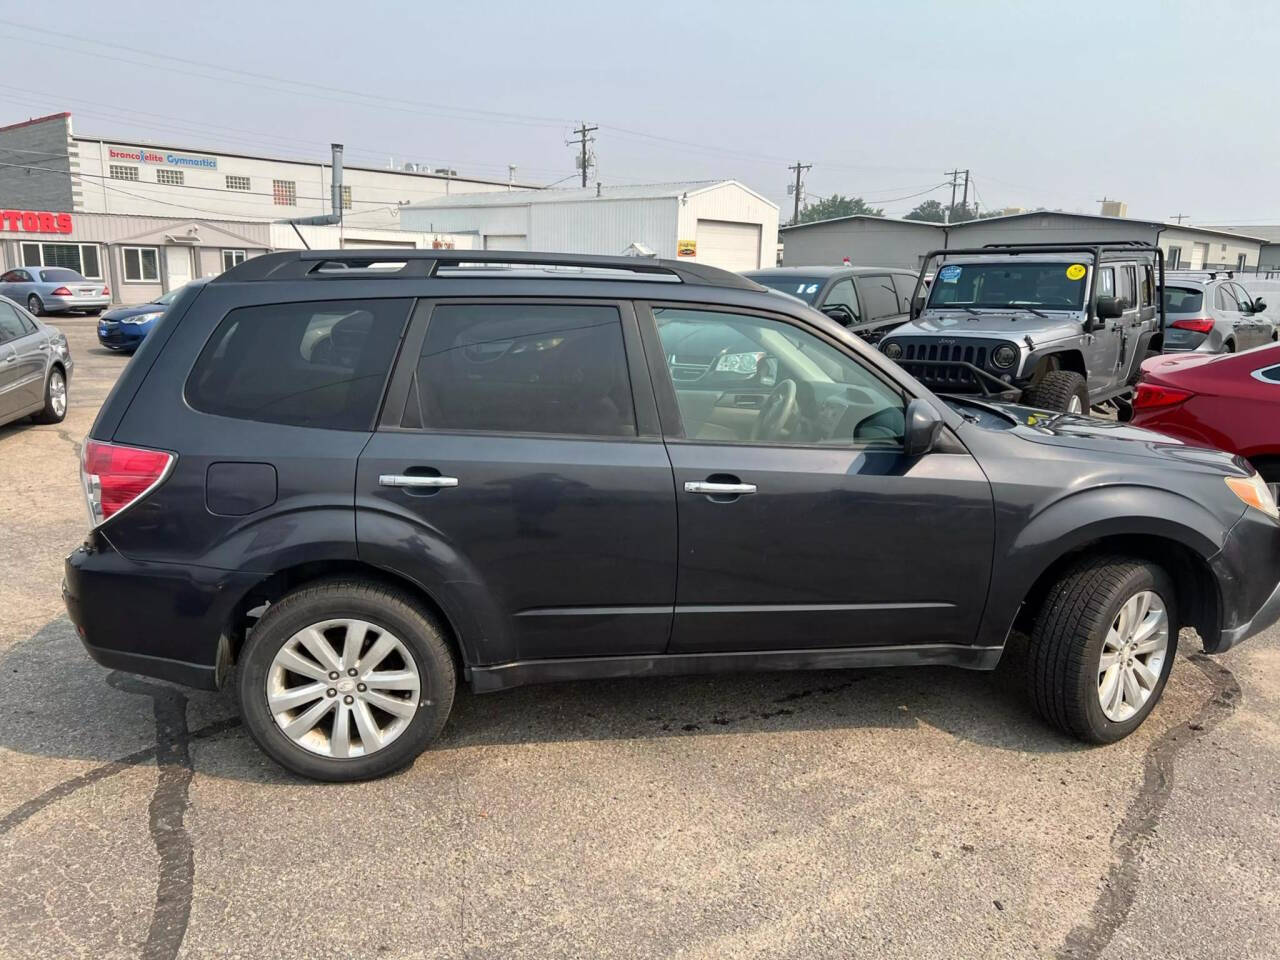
[21,242,103,279]
[123,246,160,283]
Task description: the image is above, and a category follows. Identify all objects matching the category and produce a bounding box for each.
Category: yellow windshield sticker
[1066,264,1087,281]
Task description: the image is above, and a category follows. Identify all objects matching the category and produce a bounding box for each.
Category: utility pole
[788,161,811,224]
[945,169,963,223]
[568,122,597,188]
[1170,213,1189,224]
[960,169,970,217]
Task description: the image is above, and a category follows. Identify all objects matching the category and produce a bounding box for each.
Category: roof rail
[976,240,1157,252]
[217,248,763,290]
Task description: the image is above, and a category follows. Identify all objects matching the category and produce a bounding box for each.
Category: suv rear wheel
[1027,556,1177,743]
[1025,369,1088,413]
[238,579,456,781]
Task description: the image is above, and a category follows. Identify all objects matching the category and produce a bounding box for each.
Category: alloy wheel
[1097,590,1168,722]
[49,370,66,418]
[266,618,421,758]
[27,295,41,316]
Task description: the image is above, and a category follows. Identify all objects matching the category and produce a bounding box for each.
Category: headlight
[121,311,162,325]
[992,344,1019,369]
[882,341,903,360]
[1225,473,1280,521]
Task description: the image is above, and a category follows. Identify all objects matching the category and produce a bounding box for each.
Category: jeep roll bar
[908,242,1166,329]
[216,248,764,290]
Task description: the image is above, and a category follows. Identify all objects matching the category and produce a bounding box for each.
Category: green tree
[905,199,946,223]
[795,194,884,224]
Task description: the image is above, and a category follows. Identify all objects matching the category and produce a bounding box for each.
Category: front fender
[976,483,1238,648]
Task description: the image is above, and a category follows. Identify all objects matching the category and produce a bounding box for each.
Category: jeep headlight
[882,341,903,360]
[992,344,1019,369]
[1225,473,1279,521]
[121,311,163,325]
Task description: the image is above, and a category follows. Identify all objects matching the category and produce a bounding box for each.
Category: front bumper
[1205,507,1280,652]
[63,537,260,690]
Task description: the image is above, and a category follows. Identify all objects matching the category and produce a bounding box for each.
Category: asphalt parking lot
[4,318,1280,960]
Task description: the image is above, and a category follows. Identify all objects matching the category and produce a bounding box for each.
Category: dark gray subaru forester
[64,250,1280,781]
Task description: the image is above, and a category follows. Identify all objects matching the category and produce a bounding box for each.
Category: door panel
[357,433,677,661]
[667,443,994,652]
[0,342,18,419]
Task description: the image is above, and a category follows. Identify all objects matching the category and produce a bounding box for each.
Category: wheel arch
[222,558,471,684]
[1029,348,1087,379]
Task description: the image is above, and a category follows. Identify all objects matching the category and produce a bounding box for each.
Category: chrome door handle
[684,481,756,495]
[3,355,14,363]
[378,474,459,489]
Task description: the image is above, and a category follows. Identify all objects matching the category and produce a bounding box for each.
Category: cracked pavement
[3,318,1280,959]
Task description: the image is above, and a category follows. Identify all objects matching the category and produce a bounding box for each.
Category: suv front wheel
[238,579,456,781]
[1027,556,1177,743]
[1025,369,1089,413]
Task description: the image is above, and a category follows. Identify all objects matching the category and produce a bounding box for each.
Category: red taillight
[80,439,174,527]
[1171,317,1214,333]
[1133,382,1194,411]
[51,286,72,296]
[102,285,110,296]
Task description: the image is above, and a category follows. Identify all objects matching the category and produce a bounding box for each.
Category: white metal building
[0,112,535,228]
[399,181,780,271]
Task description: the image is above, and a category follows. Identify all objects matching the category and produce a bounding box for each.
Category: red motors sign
[0,210,74,234]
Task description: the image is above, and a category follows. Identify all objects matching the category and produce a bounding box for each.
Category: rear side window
[859,276,900,321]
[404,303,635,437]
[1117,266,1136,308]
[186,298,410,430]
[891,273,919,311]
[1163,286,1203,313]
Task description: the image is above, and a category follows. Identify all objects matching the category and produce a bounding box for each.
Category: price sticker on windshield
[1066,264,1087,281]
[938,265,961,283]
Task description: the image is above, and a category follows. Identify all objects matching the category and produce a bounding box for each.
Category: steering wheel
[753,379,800,441]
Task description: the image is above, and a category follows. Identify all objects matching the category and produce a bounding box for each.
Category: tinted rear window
[39,268,85,283]
[1163,286,1204,313]
[186,298,410,429]
[404,303,635,437]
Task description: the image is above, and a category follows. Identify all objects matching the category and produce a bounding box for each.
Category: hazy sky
[4,1,1276,225]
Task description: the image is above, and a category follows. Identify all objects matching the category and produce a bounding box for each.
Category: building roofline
[779,214,942,232]
[401,179,777,212]
[68,129,540,190]
[0,112,70,133]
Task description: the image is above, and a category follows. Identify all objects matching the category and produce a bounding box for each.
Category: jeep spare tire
[1026,370,1089,413]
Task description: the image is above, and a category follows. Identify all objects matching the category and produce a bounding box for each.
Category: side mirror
[910,293,926,320]
[1095,295,1124,320]
[820,304,855,326]
[1255,297,1267,312]
[903,398,944,457]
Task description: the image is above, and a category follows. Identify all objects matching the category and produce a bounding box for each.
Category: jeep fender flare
[976,484,1230,648]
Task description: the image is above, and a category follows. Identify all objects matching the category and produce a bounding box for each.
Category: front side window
[1095,267,1115,299]
[1117,266,1136,309]
[187,298,410,430]
[654,307,904,447]
[1231,283,1254,311]
[405,304,636,438]
[123,247,159,282]
[929,262,1088,311]
[891,273,920,311]
[822,278,860,323]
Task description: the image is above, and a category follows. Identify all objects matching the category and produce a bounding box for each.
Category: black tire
[1225,340,1236,354]
[30,365,67,424]
[26,294,42,317]
[238,579,456,782]
[1024,369,1089,413]
[1027,556,1178,743]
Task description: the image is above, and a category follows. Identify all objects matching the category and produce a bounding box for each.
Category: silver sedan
[0,295,72,429]
[0,266,110,316]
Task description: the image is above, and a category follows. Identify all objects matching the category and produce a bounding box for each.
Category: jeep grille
[898,343,990,389]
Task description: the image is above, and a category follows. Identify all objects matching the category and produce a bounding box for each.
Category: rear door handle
[684,481,757,495]
[379,474,459,489]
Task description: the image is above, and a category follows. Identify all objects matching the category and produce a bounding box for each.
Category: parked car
[744,266,919,343]
[1132,345,1280,494]
[878,242,1165,413]
[64,250,1280,781]
[0,266,109,317]
[1161,272,1274,354]
[97,277,211,352]
[0,295,72,429]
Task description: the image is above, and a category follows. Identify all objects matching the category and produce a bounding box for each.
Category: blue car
[97,277,210,352]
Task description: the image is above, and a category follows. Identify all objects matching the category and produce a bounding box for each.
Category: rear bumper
[46,295,110,312]
[63,537,260,690]
[1205,508,1280,653]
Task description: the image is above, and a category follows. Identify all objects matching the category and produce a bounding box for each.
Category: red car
[1132,344,1280,491]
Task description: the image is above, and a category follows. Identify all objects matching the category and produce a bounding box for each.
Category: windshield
[1162,286,1204,313]
[928,261,1087,311]
[751,276,826,304]
[155,288,181,306]
[39,268,86,283]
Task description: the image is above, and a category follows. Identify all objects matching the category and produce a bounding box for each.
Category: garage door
[695,219,761,271]
[484,234,528,251]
